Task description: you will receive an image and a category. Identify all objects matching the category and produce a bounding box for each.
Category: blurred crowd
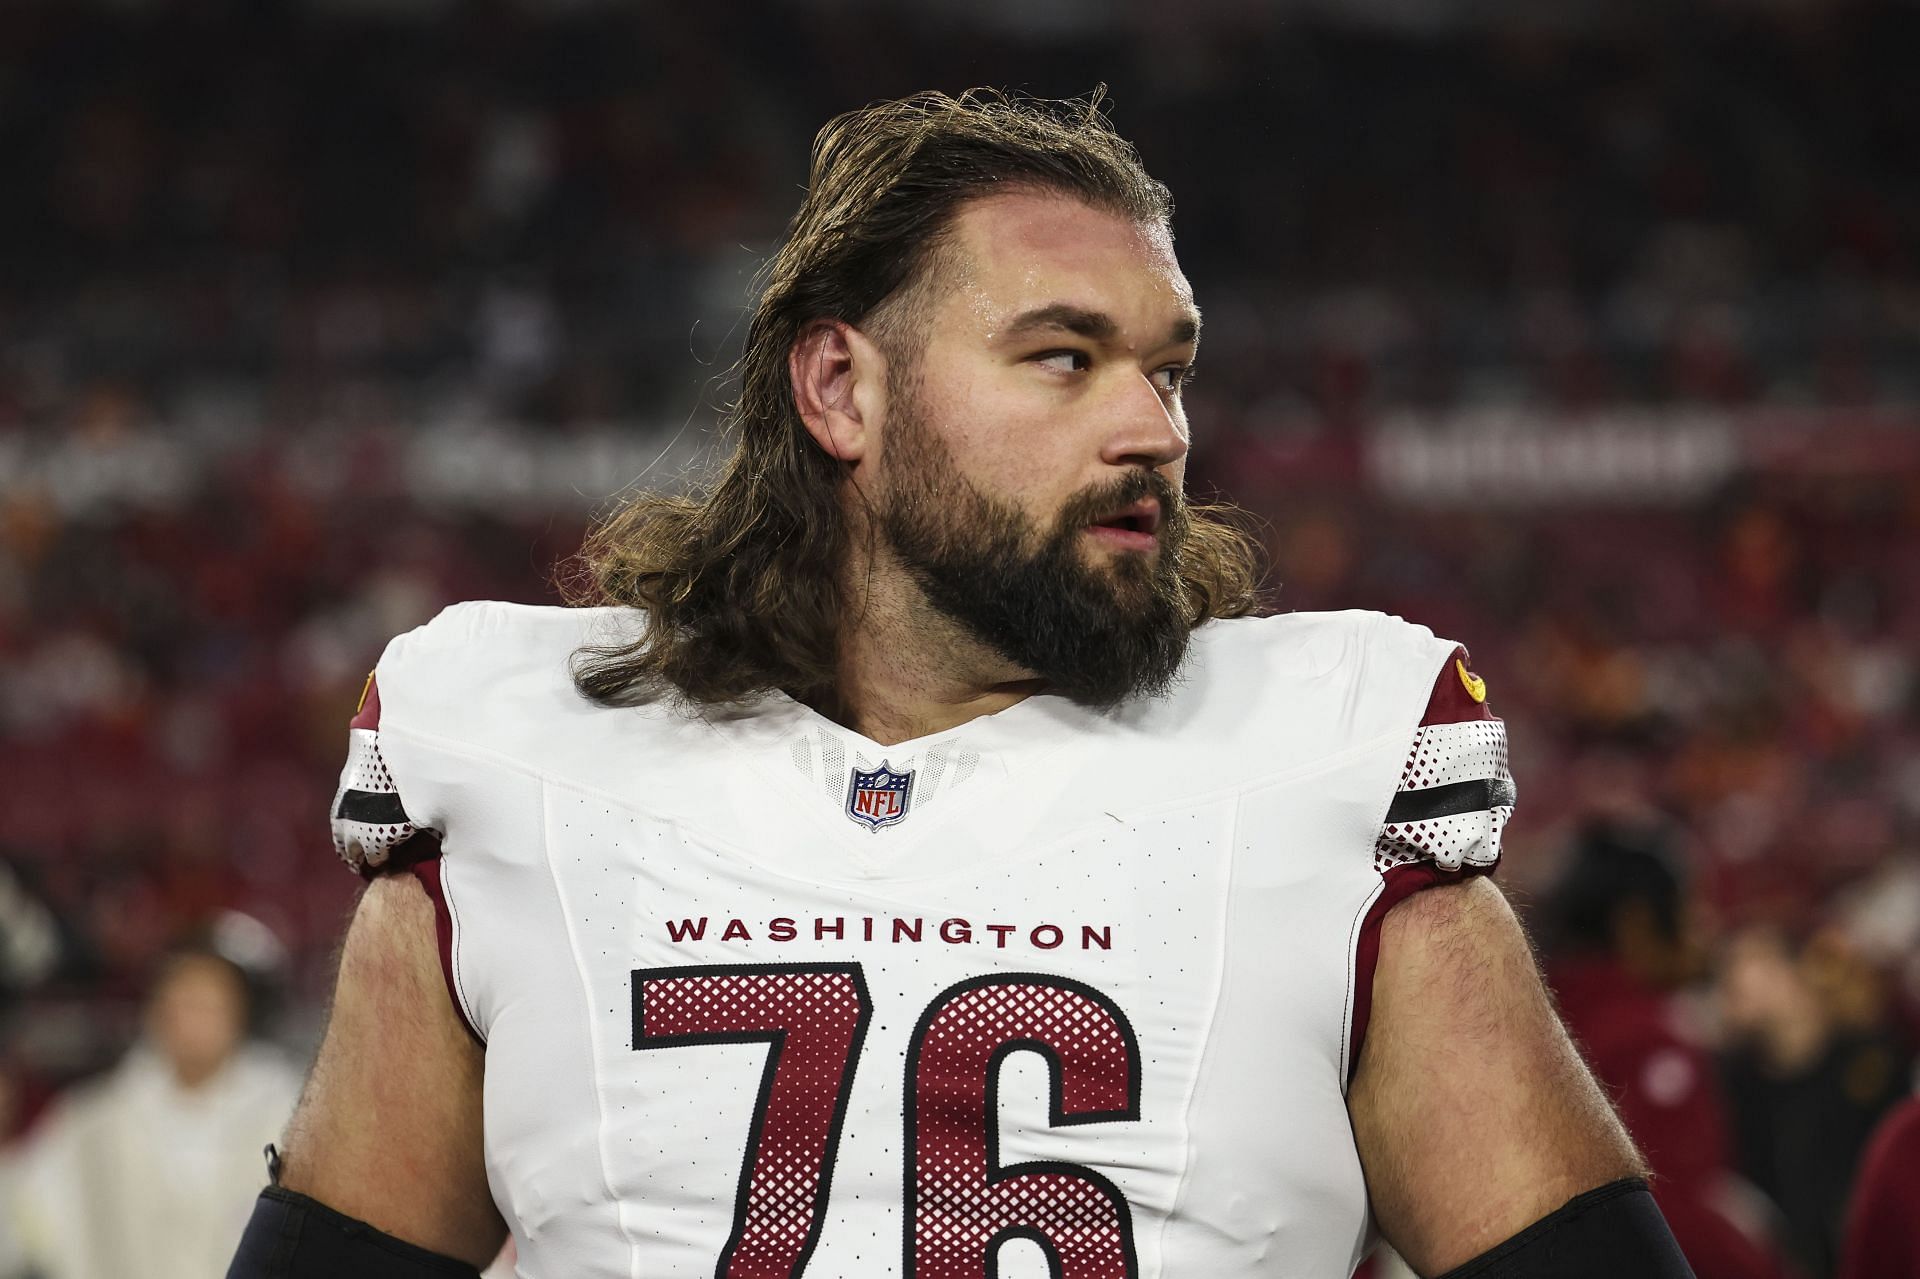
[0,0,1915,428]
[0,1,1916,1275]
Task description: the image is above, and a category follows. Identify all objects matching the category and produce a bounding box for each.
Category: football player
[230,90,1694,1278]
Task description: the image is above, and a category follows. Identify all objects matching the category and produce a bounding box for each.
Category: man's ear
[790,319,888,464]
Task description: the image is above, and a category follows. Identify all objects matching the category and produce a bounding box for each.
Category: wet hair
[564,88,1261,708]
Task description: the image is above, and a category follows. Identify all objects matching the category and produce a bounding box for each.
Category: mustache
[1055,469,1186,537]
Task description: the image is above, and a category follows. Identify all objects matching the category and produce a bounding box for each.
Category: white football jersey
[330,603,1513,1279]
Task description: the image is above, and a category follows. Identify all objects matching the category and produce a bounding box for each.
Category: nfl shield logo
[846,761,914,831]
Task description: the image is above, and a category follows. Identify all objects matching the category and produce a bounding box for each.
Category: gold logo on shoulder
[1456,659,1487,703]
[356,670,376,716]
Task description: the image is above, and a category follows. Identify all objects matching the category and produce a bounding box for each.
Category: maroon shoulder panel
[1420,645,1494,727]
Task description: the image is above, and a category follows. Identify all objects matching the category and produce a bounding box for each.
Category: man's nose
[1099,372,1190,471]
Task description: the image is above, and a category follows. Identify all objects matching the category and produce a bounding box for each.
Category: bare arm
[277,873,508,1267]
[1348,876,1645,1276]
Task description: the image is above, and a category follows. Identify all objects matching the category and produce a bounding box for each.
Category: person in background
[1839,1097,1920,1279]
[1542,822,1796,1279]
[1719,923,1912,1279]
[10,915,301,1279]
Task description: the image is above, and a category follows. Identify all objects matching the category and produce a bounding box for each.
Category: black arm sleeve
[227,1187,485,1279]
[1435,1178,1695,1279]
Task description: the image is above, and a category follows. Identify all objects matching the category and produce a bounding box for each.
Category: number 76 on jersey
[634,961,1144,1279]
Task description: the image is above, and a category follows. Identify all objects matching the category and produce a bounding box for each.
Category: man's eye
[1034,351,1089,374]
[1152,365,1196,393]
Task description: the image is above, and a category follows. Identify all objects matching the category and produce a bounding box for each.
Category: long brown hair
[565,88,1263,708]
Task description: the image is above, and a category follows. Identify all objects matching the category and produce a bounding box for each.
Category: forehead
[937,191,1193,335]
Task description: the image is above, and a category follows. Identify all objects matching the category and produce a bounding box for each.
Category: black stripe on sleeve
[334,789,412,825]
[1385,777,1518,825]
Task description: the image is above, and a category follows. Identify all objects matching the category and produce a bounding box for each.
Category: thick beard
[875,404,1194,708]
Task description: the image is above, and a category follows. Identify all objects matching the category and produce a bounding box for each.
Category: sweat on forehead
[923,193,1192,338]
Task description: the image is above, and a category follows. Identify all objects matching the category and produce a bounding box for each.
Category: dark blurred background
[0,1,1915,1276]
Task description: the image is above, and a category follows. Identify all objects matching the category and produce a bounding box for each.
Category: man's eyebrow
[1002,304,1117,342]
[1001,304,1201,348]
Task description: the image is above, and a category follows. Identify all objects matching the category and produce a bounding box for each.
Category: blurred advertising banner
[0,420,712,517]
[1366,406,1920,505]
